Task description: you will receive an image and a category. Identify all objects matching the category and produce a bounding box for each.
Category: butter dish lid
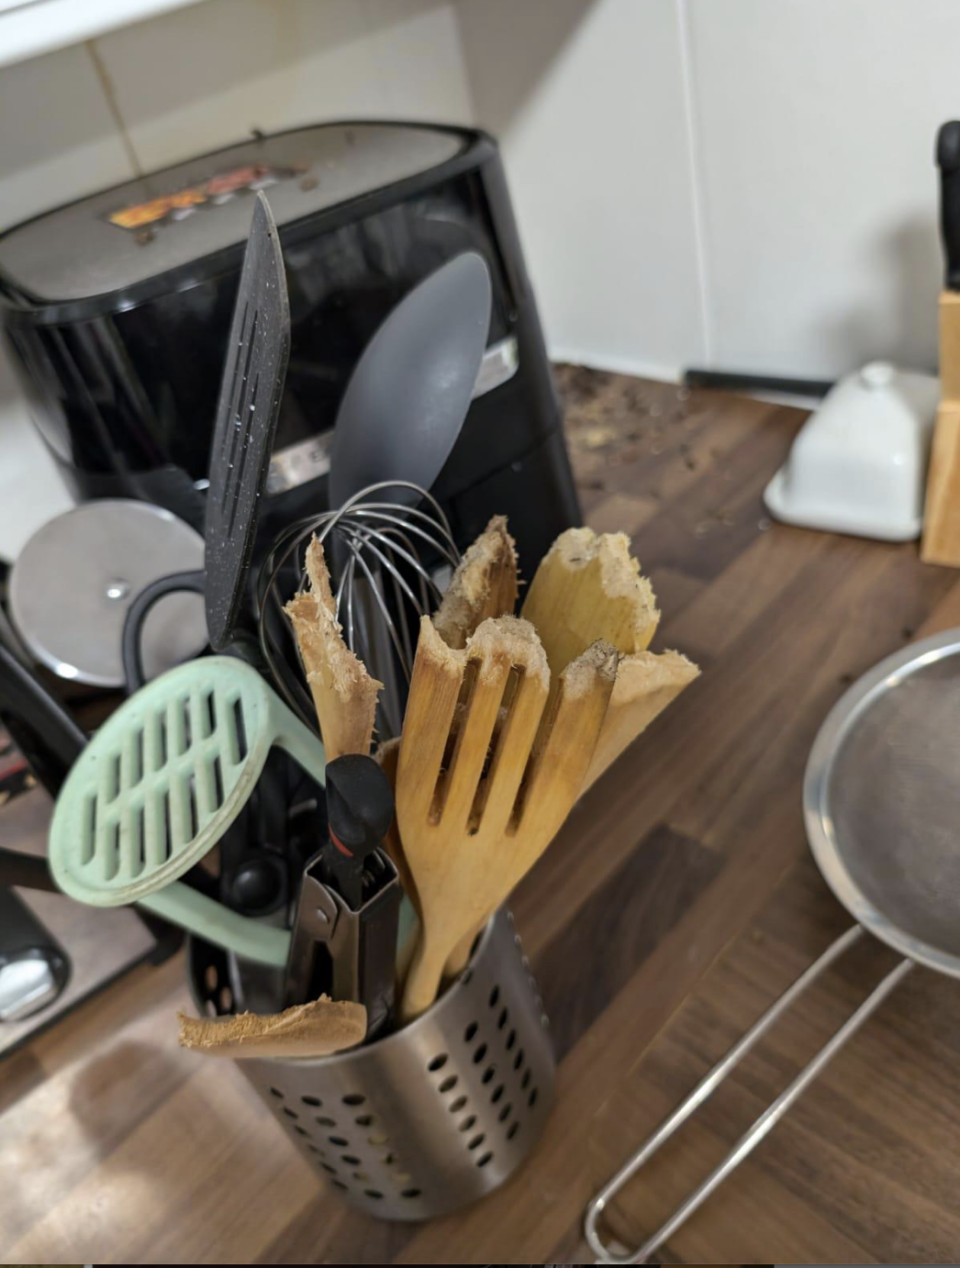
[764,362,939,542]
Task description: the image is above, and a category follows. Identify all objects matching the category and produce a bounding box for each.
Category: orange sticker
[108,186,208,229]
[106,163,304,231]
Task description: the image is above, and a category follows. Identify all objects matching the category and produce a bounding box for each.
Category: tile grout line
[84,38,144,180]
[448,0,484,127]
[675,0,713,367]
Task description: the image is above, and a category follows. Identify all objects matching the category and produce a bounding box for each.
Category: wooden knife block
[922,290,960,565]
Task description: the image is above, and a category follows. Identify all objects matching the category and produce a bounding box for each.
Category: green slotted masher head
[49,656,326,966]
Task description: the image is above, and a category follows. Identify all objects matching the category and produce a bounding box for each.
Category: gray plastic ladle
[327,252,492,736]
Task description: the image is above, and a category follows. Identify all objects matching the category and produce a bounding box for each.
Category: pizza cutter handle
[140,881,290,968]
[584,926,913,1264]
[121,569,207,694]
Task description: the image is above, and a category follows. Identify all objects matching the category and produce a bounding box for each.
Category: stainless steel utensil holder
[188,909,555,1221]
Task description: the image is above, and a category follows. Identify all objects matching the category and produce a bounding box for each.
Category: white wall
[686,0,958,379]
[455,0,960,382]
[456,0,706,381]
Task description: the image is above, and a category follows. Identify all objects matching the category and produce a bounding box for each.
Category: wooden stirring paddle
[432,514,519,648]
[285,536,383,760]
[177,995,366,1060]
[396,614,616,1021]
[522,526,698,790]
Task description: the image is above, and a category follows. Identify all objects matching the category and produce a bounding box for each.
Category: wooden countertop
[6,368,960,1264]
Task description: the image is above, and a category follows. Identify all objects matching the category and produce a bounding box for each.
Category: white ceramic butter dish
[764,361,939,541]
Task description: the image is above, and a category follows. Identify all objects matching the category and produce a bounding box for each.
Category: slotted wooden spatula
[396,614,616,1021]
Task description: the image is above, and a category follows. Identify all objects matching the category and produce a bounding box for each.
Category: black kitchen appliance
[0,121,579,576]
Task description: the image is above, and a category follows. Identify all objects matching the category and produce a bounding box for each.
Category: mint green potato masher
[49,656,326,966]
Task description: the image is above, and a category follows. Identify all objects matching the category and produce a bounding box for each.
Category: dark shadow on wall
[885,214,942,372]
[92,0,460,139]
[0,0,466,225]
[455,0,598,138]
[823,214,942,376]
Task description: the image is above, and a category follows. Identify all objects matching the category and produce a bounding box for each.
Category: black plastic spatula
[120,192,291,688]
[205,191,291,652]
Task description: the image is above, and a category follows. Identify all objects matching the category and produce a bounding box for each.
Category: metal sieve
[587,626,960,1262]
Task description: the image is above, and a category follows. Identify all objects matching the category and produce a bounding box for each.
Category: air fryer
[0,121,580,578]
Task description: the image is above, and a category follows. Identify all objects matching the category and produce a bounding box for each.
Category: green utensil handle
[276,712,328,786]
[141,882,291,967]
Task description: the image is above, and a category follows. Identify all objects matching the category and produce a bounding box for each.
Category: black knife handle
[938,121,960,290]
[324,754,395,911]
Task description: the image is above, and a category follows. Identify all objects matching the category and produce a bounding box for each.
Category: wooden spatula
[432,514,519,648]
[177,995,366,1060]
[523,526,698,787]
[583,647,698,789]
[285,536,383,759]
[396,614,616,1021]
[522,527,659,678]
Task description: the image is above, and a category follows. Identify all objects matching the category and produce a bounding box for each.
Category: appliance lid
[0,122,468,306]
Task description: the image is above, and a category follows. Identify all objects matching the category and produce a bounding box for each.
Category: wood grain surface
[4,368,960,1264]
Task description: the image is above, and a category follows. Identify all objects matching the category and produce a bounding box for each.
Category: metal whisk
[257,481,460,740]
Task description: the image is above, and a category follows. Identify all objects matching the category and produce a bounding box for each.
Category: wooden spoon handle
[399,931,451,1023]
[396,917,419,986]
[443,919,484,982]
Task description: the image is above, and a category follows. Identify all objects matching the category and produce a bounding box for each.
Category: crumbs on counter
[555,363,742,536]
[0,724,35,805]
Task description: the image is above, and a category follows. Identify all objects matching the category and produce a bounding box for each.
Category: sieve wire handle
[584,926,913,1264]
[140,882,291,967]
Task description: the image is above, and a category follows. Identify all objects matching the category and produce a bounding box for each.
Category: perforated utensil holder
[188,909,555,1220]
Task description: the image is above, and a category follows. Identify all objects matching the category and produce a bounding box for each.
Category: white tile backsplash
[0,42,135,228]
[92,0,473,173]
[0,41,126,559]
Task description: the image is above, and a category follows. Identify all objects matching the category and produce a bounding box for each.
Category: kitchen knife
[937,121,960,290]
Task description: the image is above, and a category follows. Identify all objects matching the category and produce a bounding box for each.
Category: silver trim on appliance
[472,335,519,399]
[266,430,334,496]
[266,336,520,496]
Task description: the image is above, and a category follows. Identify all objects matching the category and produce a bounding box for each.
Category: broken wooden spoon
[396,614,616,1021]
[177,995,367,1060]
